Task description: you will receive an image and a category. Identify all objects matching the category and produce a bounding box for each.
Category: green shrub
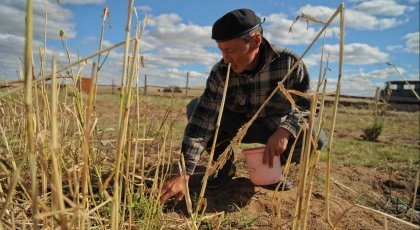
[363,100,387,141]
[363,118,384,141]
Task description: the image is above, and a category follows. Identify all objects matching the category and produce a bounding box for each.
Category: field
[1,2,419,229]
[1,86,418,229]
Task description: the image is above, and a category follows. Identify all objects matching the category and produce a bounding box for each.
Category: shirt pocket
[264,89,291,115]
[226,91,247,113]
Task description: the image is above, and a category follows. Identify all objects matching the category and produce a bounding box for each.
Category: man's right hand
[160,174,190,203]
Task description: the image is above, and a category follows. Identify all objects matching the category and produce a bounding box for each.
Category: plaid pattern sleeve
[181,63,227,174]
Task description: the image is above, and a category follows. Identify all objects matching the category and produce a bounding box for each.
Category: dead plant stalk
[117,0,135,131]
[194,63,232,227]
[111,13,138,230]
[325,3,345,228]
[23,0,39,229]
[49,57,67,228]
[93,7,110,107]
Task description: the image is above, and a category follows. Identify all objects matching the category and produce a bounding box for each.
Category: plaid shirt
[182,38,311,174]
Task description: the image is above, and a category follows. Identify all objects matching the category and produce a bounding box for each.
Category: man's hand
[160,174,190,203]
[263,127,291,167]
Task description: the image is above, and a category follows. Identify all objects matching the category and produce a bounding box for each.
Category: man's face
[217,36,259,74]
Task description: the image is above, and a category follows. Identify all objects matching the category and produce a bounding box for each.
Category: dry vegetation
[0,1,419,230]
[1,88,419,229]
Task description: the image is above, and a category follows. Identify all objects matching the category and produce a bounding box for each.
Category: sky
[0,0,419,97]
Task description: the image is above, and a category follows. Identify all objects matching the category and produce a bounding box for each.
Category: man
[160,8,326,203]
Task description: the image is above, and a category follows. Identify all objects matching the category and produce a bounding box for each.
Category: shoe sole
[262,180,292,191]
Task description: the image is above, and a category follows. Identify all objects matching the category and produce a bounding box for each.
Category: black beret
[212,8,261,42]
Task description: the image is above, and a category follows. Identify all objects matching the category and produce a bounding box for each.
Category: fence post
[375,87,380,101]
[144,74,147,96]
[185,71,189,97]
[112,79,115,94]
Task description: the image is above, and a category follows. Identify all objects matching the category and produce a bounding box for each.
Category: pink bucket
[243,146,282,185]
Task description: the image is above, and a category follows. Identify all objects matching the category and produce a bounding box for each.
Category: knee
[316,129,328,150]
[186,98,199,119]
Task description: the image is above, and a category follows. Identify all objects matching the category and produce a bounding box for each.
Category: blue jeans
[186,98,327,166]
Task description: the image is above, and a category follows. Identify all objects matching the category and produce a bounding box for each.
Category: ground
[64,95,420,229]
[2,88,419,229]
[158,150,419,230]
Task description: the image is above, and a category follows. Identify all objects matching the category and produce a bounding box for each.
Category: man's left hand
[160,174,190,203]
[263,127,291,167]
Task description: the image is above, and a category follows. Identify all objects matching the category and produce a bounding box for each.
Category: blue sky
[0,0,419,97]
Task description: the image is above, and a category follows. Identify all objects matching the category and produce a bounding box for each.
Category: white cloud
[0,34,26,79]
[404,32,420,54]
[305,43,389,66]
[298,2,411,31]
[353,0,415,17]
[144,13,213,49]
[336,43,388,65]
[0,0,104,81]
[345,9,406,30]
[385,45,404,52]
[149,46,218,67]
[337,66,408,97]
[139,45,219,86]
[0,29,91,81]
[340,76,377,97]
[366,66,406,79]
[302,42,393,97]
[337,63,418,97]
[0,0,76,40]
[136,5,152,13]
[264,13,333,45]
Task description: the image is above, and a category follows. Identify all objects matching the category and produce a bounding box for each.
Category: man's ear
[251,33,262,49]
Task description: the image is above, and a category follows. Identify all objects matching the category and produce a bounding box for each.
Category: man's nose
[223,53,231,64]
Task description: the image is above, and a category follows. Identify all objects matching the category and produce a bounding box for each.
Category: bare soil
[159,149,419,230]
